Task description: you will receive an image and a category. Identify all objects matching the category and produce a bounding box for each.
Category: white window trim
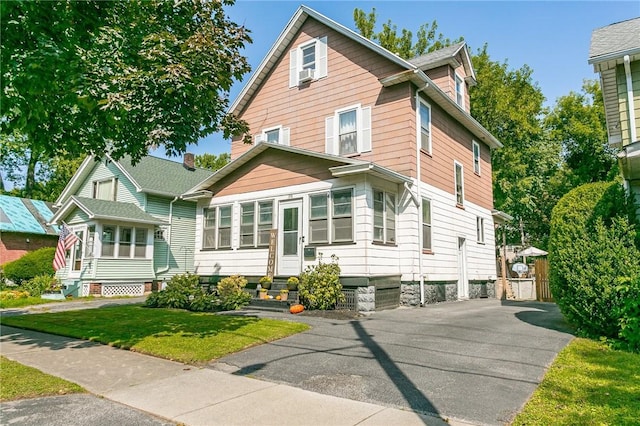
[454,161,465,206]
[239,200,274,248]
[477,216,485,244]
[254,125,290,146]
[372,189,396,244]
[455,72,465,110]
[325,103,371,156]
[202,205,233,250]
[418,98,432,154]
[422,198,432,251]
[289,36,328,87]
[472,140,481,175]
[93,177,117,201]
[99,224,150,259]
[308,187,354,245]
[67,226,86,277]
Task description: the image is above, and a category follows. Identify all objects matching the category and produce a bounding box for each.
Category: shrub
[216,275,250,310]
[2,248,55,285]
[145,273,202,310]
[615,276,640,353]
[0,290,30,300]
[21,275,57,297]
[549,181,640,349]
[298,254,345,310]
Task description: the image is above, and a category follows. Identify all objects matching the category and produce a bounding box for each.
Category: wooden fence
[534,258,553,302]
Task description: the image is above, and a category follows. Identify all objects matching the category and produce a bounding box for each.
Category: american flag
[53,224,79,271]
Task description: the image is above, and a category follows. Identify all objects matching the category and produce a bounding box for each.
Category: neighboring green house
[589,17,640,203]
[51,154,213,297]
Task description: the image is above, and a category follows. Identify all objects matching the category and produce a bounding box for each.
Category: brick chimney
[183,153,195,171]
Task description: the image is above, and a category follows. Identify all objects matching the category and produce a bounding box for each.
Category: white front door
[278,199,303,276]
[457,237,469,299]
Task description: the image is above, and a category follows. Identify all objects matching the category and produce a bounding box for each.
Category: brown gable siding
[420,97,493,209]
[232,18,415,176]
[209,150,339,198]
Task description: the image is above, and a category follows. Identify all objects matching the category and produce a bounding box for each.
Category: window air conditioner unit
[298,69,314,83]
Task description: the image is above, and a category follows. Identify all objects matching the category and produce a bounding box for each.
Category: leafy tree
[1,0,252,168]
[545,80,618,187]
[195,153,230,172]
[353,7,462,59]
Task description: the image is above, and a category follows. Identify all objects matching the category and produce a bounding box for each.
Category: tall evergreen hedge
[2,247,56,285]
[549,181,640,349]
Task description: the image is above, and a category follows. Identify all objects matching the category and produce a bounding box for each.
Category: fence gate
[534,259,553,302]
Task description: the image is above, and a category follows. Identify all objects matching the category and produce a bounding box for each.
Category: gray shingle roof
[73,196,166,224]
[589,17,640,62]
[118,156,214,197]
[408,42,466,70]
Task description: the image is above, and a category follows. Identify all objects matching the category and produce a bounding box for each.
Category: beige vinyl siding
[77,161,143,205]
[617,61,640,146]
[94,258,155,280]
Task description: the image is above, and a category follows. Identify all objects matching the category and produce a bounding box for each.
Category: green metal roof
[73,196,167,225]
[118,156,214,197]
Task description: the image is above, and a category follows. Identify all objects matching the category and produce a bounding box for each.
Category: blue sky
[185,0,639,158]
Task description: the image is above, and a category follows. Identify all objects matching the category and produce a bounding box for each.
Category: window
[477,217,485,244]
[473,141,481,175]
[218,206,232,249]
[325,105,371,156]
[202,208,216,249]
[93,178,117,201]
[119,227,132,258]
[102,226,115,257]
[289,36,328,87]
[240,203,255,247]
[454,162,464,206]
[154,228,165,241]
[72,230,83,271]
[455,73,464,109]
[422,198,432,251]
[202,206,232,249]
[134,229,147,258]
[419,100,431,153]
[257,201,273,247]
[309,189,353,244]
[373,190,396,244]
[254,126,290,146]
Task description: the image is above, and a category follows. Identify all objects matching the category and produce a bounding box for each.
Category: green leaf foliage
[299,254,345,310]
[549,181,640,349]
[194,153,230,172]
[1,0,252,165]
[2,247,55,285]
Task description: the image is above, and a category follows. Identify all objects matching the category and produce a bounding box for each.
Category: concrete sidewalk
[0,325,456,426]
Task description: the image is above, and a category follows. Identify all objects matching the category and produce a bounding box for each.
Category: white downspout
[624,55,638,143]
[157,196,178,275]
[416,84,429,306]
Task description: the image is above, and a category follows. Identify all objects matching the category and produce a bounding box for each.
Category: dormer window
[455,73,465,110]
[289,36,328,87]
[254,125,290,146]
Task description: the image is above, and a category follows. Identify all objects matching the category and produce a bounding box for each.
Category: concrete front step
[247,298,293,312]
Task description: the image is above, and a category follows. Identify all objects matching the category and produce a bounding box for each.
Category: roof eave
[330,163,411,184]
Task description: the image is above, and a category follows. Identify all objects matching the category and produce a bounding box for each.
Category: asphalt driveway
[212,300,573,425]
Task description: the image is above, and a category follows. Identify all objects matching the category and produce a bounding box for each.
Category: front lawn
[0,356,85,401]
[0,295,59,309]
[1,305,309,364]
[513,338,640,425]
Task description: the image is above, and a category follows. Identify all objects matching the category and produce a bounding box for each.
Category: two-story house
[187,6,503,310]
[589,17,640,204]
[51,154,213,297]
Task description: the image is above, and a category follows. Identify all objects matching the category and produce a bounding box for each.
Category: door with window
[278,200,302,276]
[69,228,85,277]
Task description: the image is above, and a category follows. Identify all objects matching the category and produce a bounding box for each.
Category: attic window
[289,36,328,87]
[93,178,117,201]
[455,73,465,110]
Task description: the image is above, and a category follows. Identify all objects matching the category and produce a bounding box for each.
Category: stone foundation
[401,281,494,306]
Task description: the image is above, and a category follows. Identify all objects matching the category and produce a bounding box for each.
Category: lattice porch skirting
[81,283,145,297]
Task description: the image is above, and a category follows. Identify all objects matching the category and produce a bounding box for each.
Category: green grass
[0,356,85,401]
[0,296,59,309]
[513,338,640,425]
[1,305,310,364]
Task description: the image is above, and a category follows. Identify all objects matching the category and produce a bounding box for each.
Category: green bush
[615,276,640,353]
[299,254,345,310]
[2,248,55,285]
[21,275,57,297]
[145,273,202,310]
[216,275,251,311]
[549,181,640,349]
